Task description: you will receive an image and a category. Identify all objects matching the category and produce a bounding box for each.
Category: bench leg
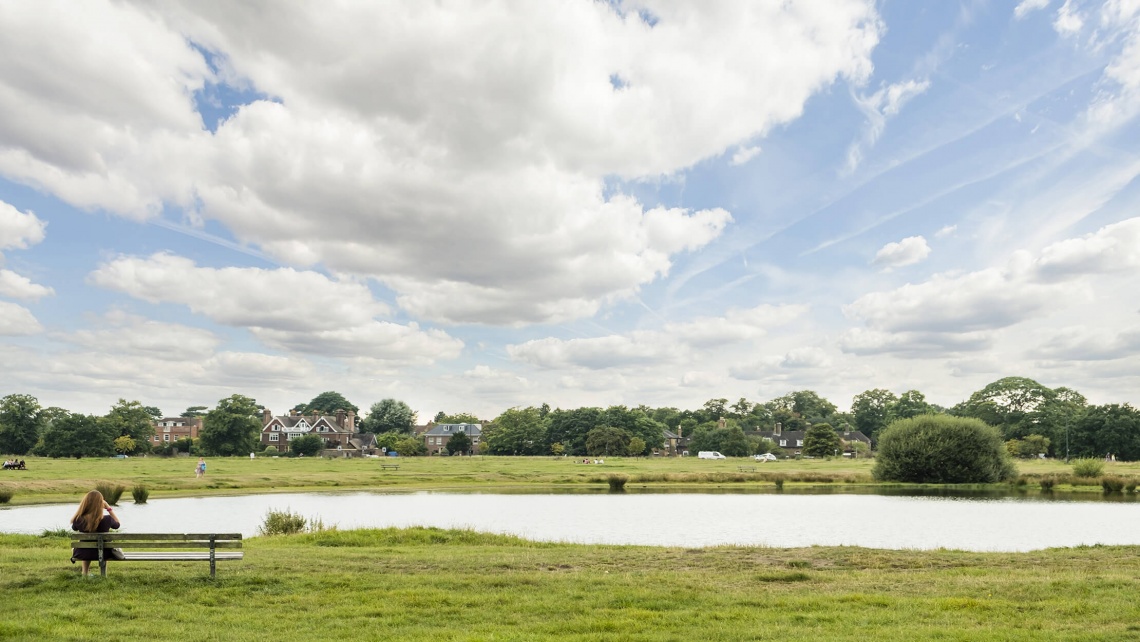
[210,537,216,578]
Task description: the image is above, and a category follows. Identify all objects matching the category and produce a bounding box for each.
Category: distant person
[196,457,206,478]
[70,489,120,577]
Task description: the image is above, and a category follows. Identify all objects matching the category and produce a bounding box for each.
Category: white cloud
[0,201,46,251]
[0,269,53,300]
[846,78,931,173]
[730,146,762,166]
[839,328,994,356]
[252,322,463,364]
[61,311,220,360]
[871,235,931,269]
[1015,0,1051,19]
[0,300,42,335]
[0,0,882,325]
[780,347,832,368]
[507,304,807,370]
[1054,0,1085,35]
[1032,216,1140,281]
[88,253,387,332]
[1031,325,1140,360]
[935,225,957,238]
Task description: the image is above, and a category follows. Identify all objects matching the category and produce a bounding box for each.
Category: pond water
[4,490,1140,551]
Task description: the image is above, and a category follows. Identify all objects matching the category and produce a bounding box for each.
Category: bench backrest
[71,533,243,550]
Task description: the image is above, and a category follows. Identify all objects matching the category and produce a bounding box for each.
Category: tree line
[1,376,1138,460]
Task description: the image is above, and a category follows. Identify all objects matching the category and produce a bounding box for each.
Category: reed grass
[131,484,149,504]
[93,482,125,505]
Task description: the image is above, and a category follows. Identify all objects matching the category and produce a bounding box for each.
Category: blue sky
[1,0,1139,420]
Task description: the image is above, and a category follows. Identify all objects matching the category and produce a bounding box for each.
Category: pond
[4,489,1140,551]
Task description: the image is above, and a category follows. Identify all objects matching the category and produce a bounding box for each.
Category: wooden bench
[71,533,243,578]
[738,466,757,472]
[380,464,400,470]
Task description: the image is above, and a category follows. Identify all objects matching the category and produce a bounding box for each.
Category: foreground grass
[2,528,1139,641]
[3,455,1137,505]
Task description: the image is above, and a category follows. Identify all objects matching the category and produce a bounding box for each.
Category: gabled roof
[423,423,481,437]
[264,415,351,433]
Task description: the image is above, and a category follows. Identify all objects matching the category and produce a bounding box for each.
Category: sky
[1,0,1140,420]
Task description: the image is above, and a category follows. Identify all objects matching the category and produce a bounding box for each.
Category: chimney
[717,417,726,429]
[262,408,273,426]
[774,422,782,436]
[335,409,346,429]
[346,410,356,433]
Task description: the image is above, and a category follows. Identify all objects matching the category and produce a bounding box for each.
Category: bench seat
[71,532,242,577]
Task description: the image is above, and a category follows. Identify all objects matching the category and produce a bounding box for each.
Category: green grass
[2,455,1137,506]
[3,528,1140,640]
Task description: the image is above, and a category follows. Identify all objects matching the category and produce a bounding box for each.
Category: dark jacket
[71,514,121,561]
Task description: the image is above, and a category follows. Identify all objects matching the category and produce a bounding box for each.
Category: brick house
[752,424,872,456]
[260,408,359,455]
[149,416,203,447]
[423,423,481,455]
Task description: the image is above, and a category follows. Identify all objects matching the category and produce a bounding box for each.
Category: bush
[0,488,12,504]
[872,415,1016,484]
[1101,476,1125,493]
[290,434,325,457]
[1072,459,1104,478]
[259,509,309,535]
[607,474,628,492]
[1039,477,1056,492]
[131,485,149,504]
[94,482,125,505]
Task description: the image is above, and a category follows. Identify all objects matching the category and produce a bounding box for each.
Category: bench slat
[122,552,244,561]
[72,541,243,549]
[72,533,241,541]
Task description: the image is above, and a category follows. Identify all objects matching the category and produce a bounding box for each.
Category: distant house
[149,417,202,447]
[752,424,871,456]
[423,423,481,455]
[260,408,361,456]
[661,428,685,456]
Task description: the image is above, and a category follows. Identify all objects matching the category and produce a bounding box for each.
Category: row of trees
[3,377,1139,460]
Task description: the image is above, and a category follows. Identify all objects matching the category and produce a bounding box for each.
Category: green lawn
[2,528,1139,641]
[2,455,1135,506]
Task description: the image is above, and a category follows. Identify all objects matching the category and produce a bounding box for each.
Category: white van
[697,451,726,460]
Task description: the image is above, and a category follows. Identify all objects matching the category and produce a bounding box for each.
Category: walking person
[70,490,120,577]
[196,457,206,478]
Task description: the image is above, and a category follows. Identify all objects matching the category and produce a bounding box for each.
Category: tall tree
[851,389,898,441]
[892,390,933,420]
[0,393,43,455]
[299,391,359,415]
[200,394,262,456]
[803,423,842,458]
[101,399,156,452]
[955,377,1057,440]
[546,407,603,455]
[434,412,481,424]
[719,425,750,457]
[1070,404,1140,461]
[483,407,547,455]
[38,413,116,458]
[446,430,472,455]
[771,390,837,422]
[182,406,208,417]
[585,426,630,457]
[362,399,416,434]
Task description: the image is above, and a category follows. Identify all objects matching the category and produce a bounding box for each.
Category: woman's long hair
[71,490,105,532]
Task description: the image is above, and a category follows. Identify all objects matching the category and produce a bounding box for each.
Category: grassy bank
[2,528,1139,640]
[1,455,1137,505]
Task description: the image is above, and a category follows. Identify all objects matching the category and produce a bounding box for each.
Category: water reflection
[4,489,1140,551]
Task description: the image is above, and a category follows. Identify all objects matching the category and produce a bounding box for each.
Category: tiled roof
[423,423,481,437]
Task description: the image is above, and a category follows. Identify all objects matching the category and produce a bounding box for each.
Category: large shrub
[873,415,1016,484]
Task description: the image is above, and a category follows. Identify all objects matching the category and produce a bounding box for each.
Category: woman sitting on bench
[70,490,121,577]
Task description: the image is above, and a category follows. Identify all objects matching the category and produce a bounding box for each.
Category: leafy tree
[771,391,837,422]
[484,407,547,455]
[362,399,416,434]
[719,426,750,457]
[955,377,1056,440]
[299,391,359,415]
[729,397,753,418]
[182,406,208,417]
[290,434,324,457]
[0,393,43,455]
[685,423,722,454]
[873,415,1016,483]
[1069,404,1140,461]
[892,390,932,420]
[550,442,565,456]
[200,394,262,456]
[627,437,646,457]
[101,399,156,452]
[803,423,841,458]
[142,406,163,421]
[546,407,603,455]
[113,435,136,455]
[701,398,729,423]
[849,440,870,458]
[585,426,630,456]
[851,389,897,441]
[38,413,116,458]
[435,412,481,425]
[446,430,472,455]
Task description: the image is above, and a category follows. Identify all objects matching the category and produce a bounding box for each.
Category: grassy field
[2,527,1139,641]
[1,455,1137,506]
